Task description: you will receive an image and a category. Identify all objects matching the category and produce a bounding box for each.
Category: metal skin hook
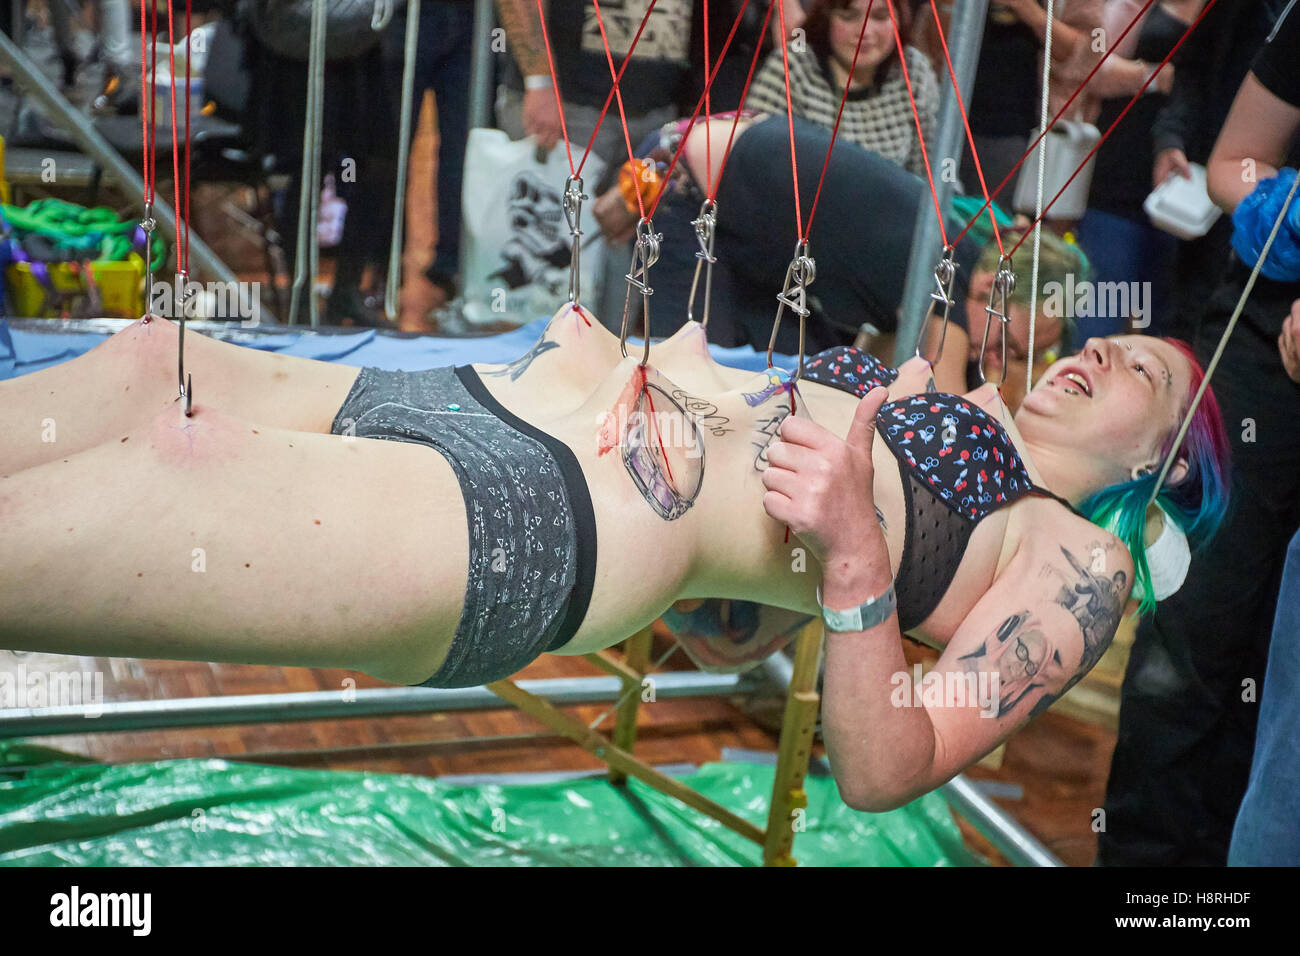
[913,245,958,368]
[562,175,587,307]
[977,256,1016,386]
[140,200,157,317]
[620,218,662,366]
[175,271,194,416]
[766,240,815,383]
[686,199,718,327]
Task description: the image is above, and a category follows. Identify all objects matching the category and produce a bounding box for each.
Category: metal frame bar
[894,0,989,364]
[0,670,751,739]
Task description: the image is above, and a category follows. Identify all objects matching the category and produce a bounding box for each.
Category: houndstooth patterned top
[744,45,940,178]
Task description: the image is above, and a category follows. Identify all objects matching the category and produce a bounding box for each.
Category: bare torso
[461,306,1085,655]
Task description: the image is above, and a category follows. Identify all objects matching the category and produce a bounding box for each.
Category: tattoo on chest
[751,404,792,471]
[670,389,734,436]
[482,333,558,381]
[599,371,705,521]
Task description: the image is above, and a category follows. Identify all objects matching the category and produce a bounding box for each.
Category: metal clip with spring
[766,240,816,382]
[620,218,662,366]
[686,199,718,327]
[174,270,195,416]
[977,256,1016,386]
[913,245,959,367]
[140,200,157,317]
[562,175,587,307]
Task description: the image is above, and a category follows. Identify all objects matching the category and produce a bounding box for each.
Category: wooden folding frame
[487,618,827,866]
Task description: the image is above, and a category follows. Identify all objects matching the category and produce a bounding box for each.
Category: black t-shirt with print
[505,0,694,115]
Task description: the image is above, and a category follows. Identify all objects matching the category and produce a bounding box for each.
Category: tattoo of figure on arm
[959,542,1127,719]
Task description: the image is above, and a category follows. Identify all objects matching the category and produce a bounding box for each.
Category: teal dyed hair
[1075,338,1232,617]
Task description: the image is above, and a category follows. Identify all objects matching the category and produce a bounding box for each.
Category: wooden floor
[3,624,1119,867]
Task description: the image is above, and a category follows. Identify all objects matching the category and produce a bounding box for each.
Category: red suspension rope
[1004,0,1221,258]
[949,0,1170,250]
[925,0,1001,255]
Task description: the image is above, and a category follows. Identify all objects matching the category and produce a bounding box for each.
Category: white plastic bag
[460,127,606,325]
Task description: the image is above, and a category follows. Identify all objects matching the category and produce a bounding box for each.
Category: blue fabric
[0,316,791,381]
[1228,526,1300,866]
[1230,167,1300,282]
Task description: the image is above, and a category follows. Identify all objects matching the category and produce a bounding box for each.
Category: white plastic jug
[1012,120,1102,221]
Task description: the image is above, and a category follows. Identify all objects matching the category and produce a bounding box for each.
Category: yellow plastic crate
[5,255,145,318]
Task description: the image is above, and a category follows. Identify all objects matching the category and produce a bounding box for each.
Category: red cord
[950,0,1169,249]
[183,0,192,276]
[1005,0,1220,257]
[533,0,576,176]
[926,0,1000,255]
[712,0,778,200]
[591,0,649,221]
[166,3,181,268]
[806,0,879,240]
[138,1,150,205]
[638,365,675,485]
[776,0,803,237]
[703,0,711,197]
[646,0,758,219]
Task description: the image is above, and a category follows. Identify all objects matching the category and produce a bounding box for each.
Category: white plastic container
[1013,120,1102,221]
[1144,162,1222,240]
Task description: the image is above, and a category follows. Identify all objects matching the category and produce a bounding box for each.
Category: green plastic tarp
[0,742,985,866]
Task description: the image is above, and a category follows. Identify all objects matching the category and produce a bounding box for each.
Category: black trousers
[1098,257,1300,866]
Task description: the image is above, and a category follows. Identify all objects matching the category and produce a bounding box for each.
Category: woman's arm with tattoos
[823,531,1133,811]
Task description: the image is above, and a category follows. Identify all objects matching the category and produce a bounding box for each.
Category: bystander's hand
[523,87,562,151]
[1279,298,1300,383]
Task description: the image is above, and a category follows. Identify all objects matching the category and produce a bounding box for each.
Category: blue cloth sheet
[0,316,793,380]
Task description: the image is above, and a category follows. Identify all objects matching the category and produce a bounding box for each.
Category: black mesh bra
[805,347,1084,635]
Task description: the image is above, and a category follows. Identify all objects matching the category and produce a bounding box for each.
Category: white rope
[385,0,423,323]
[1027,0,1055,397]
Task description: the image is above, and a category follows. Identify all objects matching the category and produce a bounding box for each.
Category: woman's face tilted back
[1015,335,1193,488]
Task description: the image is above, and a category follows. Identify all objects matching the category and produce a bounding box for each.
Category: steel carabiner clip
[913,245,959,369]
[686,199,718,327]
[562,175,587,308]
[977,255,1016,386]
[767,240,815,383]
[620,217,662,366]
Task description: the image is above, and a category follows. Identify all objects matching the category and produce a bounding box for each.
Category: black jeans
[1099,257,1300,866]
[643,116,980,353]
[386,0,474,288]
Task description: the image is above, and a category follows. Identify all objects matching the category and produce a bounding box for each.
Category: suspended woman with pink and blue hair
[1077,337,1233,617]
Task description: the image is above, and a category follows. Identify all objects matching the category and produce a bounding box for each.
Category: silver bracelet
[524,75,554,91]
[816,582,898,633]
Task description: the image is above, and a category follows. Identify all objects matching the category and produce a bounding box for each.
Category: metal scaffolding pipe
[894,0,989,364]
[940,773,1065,867]
[0,27,243,294]
[0,671,754,739]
